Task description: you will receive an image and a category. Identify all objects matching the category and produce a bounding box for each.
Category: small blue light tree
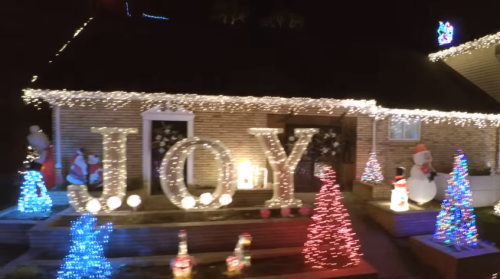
[433,150,478,250]
[18,170,52,213]
[57,213,113,279]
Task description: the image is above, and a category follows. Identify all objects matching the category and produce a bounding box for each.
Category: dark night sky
[2,0,500,175]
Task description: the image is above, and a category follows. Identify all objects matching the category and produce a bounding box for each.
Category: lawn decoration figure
[226,233,252,276]
[438,21,453,46]
[407,144,437,204]
[390,167,409,212]
[27,125,55,190]
[171,230,195,278]
[88,155,103,188]
[67,148,88,185]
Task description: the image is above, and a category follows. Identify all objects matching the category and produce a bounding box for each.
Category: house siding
[443,45,500,102]
[54,102,497,190]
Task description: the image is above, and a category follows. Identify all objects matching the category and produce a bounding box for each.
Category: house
[25,16,500,197]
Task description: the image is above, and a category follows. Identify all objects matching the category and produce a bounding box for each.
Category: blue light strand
[142,13,169,21]
[18,170,53,213]
[126,2,131,17]
[57,213,114,279]
[433,149,478,250]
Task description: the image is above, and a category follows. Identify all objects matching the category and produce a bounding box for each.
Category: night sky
[2,0,500,175]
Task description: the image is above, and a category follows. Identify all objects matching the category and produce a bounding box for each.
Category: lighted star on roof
[438,21,453,46]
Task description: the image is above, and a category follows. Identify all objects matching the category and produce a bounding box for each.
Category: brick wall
[375,119,497,180]
[54,102,497,190]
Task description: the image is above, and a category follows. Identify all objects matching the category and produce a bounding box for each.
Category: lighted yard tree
[303,166,361,269]
[360,153,384,184]
[57,213,113,279]
[433,150,478,250]
[18,147,52,213]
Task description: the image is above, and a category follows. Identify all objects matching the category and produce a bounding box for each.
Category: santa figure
[27,126,55,190]
[407,144,438,204]
[66,148,88,185]
[88,155,103,188]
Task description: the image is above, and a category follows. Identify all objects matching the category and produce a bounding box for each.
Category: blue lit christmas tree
[433,150,478,250]
[57,213,113,279]
[18,170,52,213]
[360,153,384,185]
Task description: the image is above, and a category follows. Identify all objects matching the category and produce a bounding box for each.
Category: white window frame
[142,105,195,195]
[388,118,421,141]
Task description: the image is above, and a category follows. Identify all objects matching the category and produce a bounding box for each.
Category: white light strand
[22,89,375,113]
[30,18,93,84]
[22,89,500,127]
[429,31,500,62]
[249,128,318,208]
[160,137,237,210]
[68,127,138,213]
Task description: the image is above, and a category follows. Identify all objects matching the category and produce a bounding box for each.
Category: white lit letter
[248,128,318,208]
[68,127,138,213]
[161,137,237,210]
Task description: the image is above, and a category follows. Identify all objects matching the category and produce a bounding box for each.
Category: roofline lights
[23,89,500,128]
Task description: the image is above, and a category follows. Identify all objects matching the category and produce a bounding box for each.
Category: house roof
[30,15,500,115]
[429,30,500,62]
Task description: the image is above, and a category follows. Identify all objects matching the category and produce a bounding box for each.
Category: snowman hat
[414,144,429,154]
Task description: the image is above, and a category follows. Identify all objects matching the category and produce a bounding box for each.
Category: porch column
[372,118,377,153]
[54,106,63,186]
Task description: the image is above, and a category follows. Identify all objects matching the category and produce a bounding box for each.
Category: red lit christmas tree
[303,166,361,269]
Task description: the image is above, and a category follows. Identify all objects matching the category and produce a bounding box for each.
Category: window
[389,120,421,141]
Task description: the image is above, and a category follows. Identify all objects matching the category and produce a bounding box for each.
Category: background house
[27,16,500,194]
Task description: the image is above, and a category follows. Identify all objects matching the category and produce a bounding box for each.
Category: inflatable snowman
[390,167,409,212]
[407,144,437,204]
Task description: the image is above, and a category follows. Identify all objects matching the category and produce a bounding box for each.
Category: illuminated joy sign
[438,21,453,46]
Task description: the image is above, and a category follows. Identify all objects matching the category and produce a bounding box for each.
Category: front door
[284,125,342,193]
[150,120,188,195]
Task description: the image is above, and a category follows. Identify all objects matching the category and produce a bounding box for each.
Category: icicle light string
[23,89,500,127]
[429,31,500,62]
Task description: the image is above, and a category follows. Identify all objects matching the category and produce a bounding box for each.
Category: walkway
[343,193,441,279]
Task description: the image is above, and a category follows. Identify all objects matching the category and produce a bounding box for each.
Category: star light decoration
[429,29,500,62]
[433,150,478,251]
[23,89,500,128]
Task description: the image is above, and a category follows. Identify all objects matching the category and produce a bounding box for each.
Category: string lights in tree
[249,128,319,208]
[360,153,384,185]
[23,89,500,128]
[303,166,361,269]
[57,213,113,279]
[142,13,169,20]
[68,127,138,213]
[433,150,478,251]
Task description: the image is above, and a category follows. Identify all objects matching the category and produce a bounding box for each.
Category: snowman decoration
[407,144,437,204]
[391,167,409,212]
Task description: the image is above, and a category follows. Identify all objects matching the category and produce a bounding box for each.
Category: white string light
[160,137,237,210]
[23,89,500,127]
[30,18,93,84]
[68,127,138,213]
[429,31,500,62]
[249,128,318,208]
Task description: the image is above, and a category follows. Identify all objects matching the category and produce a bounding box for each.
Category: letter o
[160,137,237,210]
